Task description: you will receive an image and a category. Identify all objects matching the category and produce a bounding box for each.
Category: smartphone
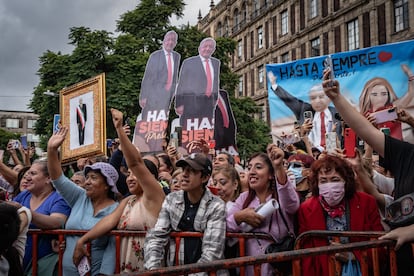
[77,256,91,276]
[325,132,337,154]
[344,128,357,158]
[9,139,19,150]
[175,126,182,146]
[372,108,398,124]
[20,136,27,150]
[325,55,335,86]
[303,111,313,121]
[282,132,301,145]
[106,139,113,148]
[124,117,130,125]
[170,132,179,148]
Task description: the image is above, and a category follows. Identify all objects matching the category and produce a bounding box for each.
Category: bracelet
[409,75,414,81]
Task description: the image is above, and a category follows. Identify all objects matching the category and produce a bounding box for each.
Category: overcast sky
[0,0,211,112]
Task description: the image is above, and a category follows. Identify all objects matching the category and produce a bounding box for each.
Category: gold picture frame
[60,73,106,164]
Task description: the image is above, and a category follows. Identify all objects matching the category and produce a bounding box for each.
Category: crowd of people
[2,71,414,276]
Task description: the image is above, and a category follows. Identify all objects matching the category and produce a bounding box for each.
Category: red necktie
[205,59,212,97]
[165,53,172,91]
[217,96,229,128]
[320,112,326,147]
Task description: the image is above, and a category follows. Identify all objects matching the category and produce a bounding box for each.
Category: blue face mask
[288,162,304,184]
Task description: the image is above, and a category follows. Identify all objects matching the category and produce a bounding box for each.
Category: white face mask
[318,181,345,206]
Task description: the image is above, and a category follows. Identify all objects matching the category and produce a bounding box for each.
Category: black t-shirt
[383,135,414,199]
[177,191,203,264]
[383,135,414,276]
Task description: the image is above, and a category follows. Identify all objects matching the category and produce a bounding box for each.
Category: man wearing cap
[144,153,227,273]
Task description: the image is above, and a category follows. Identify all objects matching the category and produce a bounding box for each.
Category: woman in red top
[298,155,383,276]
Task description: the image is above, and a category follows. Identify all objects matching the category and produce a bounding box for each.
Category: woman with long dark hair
[226,145,300,275]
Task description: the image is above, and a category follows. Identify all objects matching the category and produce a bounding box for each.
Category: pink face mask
[318,181,345,206]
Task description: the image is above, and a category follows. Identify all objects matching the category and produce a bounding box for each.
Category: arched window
[216,22,222,37]
[234,8,240,27]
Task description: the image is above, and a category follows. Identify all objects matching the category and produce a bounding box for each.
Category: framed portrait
[60,73,107,164]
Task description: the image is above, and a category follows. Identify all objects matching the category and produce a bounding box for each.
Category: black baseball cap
[176,153,212,175]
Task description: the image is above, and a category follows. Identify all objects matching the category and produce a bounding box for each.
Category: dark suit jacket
[175,56,220,126]
[271,85,342,141]
[76,104,87,128]
[140,49,181,112]
[298,192,384,276]
[214,90,237,151]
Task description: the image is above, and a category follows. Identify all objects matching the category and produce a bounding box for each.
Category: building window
[258,65,264,88]
[394,0,409,32]
[281,52,290,63]
[310,0,318,18]
[27,119,37,129]
[257,26,263,49]
[258,104,266,121]
[238,76,243,97]
[28,134,40,143]
[216,22,222,37]
[310,37,320,57]
[6,119,19,128]
[347,19,359,50]
[253,0,260,12]
[234,8,240,27]
[223,20,229,37]
[237,40,243,59]
[281,10,288,35]
[241,3,247,24]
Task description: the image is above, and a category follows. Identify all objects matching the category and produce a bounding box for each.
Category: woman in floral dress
[73,108,165,272]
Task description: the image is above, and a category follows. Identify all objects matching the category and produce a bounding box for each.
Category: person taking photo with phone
[322,68,414,276]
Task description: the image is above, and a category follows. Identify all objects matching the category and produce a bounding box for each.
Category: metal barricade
[27,229,273,276]
[125,238,396,276]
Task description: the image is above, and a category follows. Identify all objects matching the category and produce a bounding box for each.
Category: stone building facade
[197,0,414,122]
[0,110,40,142]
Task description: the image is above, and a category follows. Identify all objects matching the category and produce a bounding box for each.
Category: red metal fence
[28,229,397,276]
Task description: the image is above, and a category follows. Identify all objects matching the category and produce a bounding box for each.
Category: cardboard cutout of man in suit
[134,31,181,152]
[175,37,220,153]
[214,89,238,155]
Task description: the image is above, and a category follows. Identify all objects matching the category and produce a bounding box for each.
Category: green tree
[29,0,271,157]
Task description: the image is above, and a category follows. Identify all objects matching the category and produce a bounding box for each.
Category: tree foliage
[29,0,270,159]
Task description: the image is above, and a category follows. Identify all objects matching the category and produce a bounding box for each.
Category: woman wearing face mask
[286,153,315,202]
[298,155,384,276]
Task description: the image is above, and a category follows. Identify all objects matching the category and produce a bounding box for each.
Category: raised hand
[111,108,124,129]
[266,144,284,168]
[322,68,340,100]
[47,126,68,151]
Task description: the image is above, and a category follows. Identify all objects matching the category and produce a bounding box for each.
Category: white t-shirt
[373,170,394,196]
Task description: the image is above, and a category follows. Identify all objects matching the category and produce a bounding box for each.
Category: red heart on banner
[378,51,392,62]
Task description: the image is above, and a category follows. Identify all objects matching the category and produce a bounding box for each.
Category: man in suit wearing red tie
[136,31,181,152]
[76,97,87,146]
[175,37,220,152]
[140,30,181,119]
